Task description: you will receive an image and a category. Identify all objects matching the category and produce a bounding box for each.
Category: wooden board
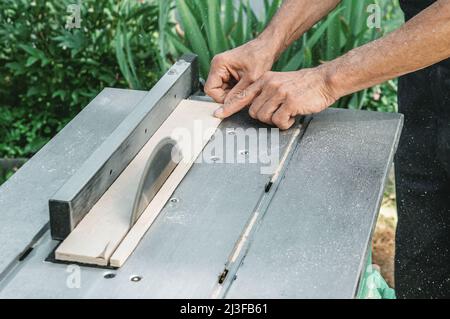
[55,99,222,266]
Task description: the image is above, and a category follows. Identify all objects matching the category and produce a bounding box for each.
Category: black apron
[395,0,450,299]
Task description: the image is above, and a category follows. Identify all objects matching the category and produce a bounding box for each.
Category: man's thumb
[214,79,258,119]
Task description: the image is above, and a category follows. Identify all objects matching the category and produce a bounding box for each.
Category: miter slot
[211,116,312,298]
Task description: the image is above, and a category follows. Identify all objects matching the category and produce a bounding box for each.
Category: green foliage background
[0,0,404,186]
[0,0,161,158]
[160,0,403,111]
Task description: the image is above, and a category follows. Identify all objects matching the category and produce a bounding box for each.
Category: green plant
[366,80,398,113]
[1,171,8,186]
[160,0,404,111]
[0,167,13,186]
[0,0,162,158]
[0,158,25,186]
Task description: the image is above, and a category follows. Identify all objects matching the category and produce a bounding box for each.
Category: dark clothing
[395,0,450,299]
[399,0,437,18]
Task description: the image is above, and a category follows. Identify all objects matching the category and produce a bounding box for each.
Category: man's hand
[213,67,338,130]
[204,38,276,106]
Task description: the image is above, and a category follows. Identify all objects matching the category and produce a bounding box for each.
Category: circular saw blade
[130,137,182,227]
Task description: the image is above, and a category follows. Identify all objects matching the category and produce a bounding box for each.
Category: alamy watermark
[367,4,382,29]
[170,122,281,175]
[66,264,81,289]
[65,0,82,30]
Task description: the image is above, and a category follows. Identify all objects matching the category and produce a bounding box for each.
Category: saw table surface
[0,86,402,298]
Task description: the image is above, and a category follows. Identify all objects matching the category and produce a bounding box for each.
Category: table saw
[0,55,403,298]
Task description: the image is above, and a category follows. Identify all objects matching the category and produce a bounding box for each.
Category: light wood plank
[55,100,222,266]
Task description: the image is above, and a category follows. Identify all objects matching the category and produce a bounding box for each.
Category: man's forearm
[258,0,341,59]
[324,0,450,99]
